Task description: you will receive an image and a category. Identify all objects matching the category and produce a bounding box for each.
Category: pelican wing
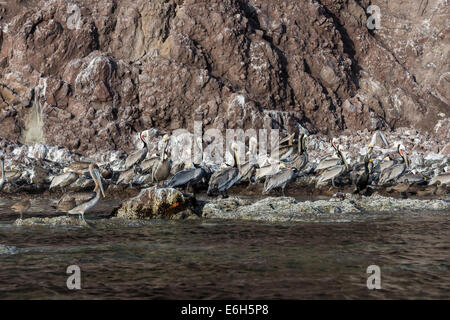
[117,168,136,184]
[57,191,96,211]
[68,194,100,215]
[125,148,147,169]
[316,157,341,172]
[50,172,78,189]
[379,160,395,172]
[264,169,296,192]
[289,153,308,171]
[397,173,425,185]
[140,156,159,174]
[255,164,279,181]
[429,173,450,185]
[317,165,346,185]
[66,161,91,173]
[152,159,171,182]
[237,162,257,183]
[165,168,205,188]
[208,167,239,193]
[378,164,406,185]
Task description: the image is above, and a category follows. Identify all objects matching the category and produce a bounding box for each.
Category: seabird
[316,141,350,187]
[152,134,171,184]
[287,133,308,172]
[263,164,298,196]
[65,163,106,223]
[124,130,150,170]
[315,139,342,173]
[164,163,207,194]
[378,144,409,185]
[236,136,258,184]
[207,143,240,197]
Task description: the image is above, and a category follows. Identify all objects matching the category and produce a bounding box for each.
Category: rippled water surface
[0,197,449,299]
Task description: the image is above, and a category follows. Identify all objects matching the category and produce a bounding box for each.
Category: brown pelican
[236,136,258,184]
[378,156,396,172]
[124,130,150,170]
[315,140,342,173]
[263,164,297,196]
[116,166,142,185]
[65,163,105,222]
[63,161,92,174]
[139,154,159,174]
[11,199,31,220]
[164,163,208,193]
[279,132,296,146]
[397,171,426,185]
[277,133,295,161]
[254,159,279,182]
[49,171,79,191]
[207,144,240,197]
[287,133,308,172]
[428,171,450,186]
[152,134,171,184]
[378,144,409,185]
[316,142,350,187]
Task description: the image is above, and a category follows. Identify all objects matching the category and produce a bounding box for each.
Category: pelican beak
[94,168,106,198]
[332,141,338,150]
[302,135,308,150]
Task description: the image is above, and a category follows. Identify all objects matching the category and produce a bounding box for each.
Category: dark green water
[0,198,449,299]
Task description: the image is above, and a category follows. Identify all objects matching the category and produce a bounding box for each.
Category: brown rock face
[116,186,192,219]
[0,0,448,156]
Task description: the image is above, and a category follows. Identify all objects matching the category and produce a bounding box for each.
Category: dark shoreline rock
[202,195,450,222]
[0,1,448,154]
[115,186,198,220]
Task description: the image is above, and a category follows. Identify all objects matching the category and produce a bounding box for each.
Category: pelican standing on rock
[152,134,171,184]
[288,133,308,172]
[237,136,258,184]
[316,141,350,187]
[276,133,296,161]
[207,143,240,197]
[378,144,409,185]
[124,130,150,170]
[428,169,450,186]
[63,161,92,174]
[315,139,342,173]
[164,163,207,193]
[263,164,297,196]
[164,137,208,192]
[62,163,105,223]
[49,171,79,191]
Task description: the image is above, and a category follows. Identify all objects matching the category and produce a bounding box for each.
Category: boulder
[116,186,195,220]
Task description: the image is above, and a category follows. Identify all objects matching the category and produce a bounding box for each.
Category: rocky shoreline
[7,191,450,227]
[1,128,449,227]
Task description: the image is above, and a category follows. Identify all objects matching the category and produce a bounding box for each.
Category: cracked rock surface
[0,0,448,156]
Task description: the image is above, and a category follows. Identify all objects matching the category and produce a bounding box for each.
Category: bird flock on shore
[0,128,449,223]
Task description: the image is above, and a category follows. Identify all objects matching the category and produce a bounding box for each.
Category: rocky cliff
[0,0,448,156]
